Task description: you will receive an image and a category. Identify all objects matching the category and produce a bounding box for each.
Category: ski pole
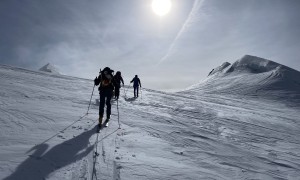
[124,82,131,98]
[117,99,121,129]
[140,87,142,100]
[123,84,126,97]
[87,84,95,115]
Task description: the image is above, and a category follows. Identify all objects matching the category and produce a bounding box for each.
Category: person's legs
[115,87,120,99]
[99,93,105,125]
[133,86,137,97]
[105,90,112,121]
[136,86,139,97]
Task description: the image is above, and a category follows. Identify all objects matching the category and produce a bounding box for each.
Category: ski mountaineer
[94,67,114,129]
[130,75,142,98]
[112,71,124,100]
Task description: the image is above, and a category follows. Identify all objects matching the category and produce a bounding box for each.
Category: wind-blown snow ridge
[227,55,286,74]
[190,55,300,105]
[208,62,231,76]
[209,55,299,76]
[39,63,61,74]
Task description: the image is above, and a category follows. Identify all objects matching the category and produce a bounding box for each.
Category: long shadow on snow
[124,97,137,102]
[4,126,97,180]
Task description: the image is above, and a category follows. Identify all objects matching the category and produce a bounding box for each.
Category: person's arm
[112,76,116,85]
[130,78,133,83]
[121,77,124,86]
[94,75,100,86]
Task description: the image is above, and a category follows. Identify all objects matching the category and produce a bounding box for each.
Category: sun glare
[152,0,172,16]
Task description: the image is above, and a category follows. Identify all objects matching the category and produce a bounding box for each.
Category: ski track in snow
[0,60,300,180]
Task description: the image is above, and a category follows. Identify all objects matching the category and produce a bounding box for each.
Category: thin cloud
[157,0,206,65]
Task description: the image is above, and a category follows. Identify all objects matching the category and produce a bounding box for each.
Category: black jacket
[113,75,124,88]
[130,77,141,87]
[94,74,114,91]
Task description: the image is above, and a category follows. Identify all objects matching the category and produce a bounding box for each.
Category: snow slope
[0,56,300,180]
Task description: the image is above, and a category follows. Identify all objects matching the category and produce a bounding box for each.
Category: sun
[152,0,172,16]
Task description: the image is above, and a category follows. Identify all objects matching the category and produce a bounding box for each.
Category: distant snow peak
[226,55,282,74]
[208,55,293,76]
[199,55,300,101]
[39,63,61,74]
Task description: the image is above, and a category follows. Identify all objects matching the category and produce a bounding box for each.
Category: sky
[0,0,300,90]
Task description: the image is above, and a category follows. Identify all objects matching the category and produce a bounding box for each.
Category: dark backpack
[100,67,114,88]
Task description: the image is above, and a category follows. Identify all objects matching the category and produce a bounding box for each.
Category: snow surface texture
[0,55,299,180]
[39,63,61,74]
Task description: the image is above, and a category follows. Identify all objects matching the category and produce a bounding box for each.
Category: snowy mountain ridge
[0,56,300,179]
[191,55,300,105]
[208,55,299,76]
[39,63,61,74]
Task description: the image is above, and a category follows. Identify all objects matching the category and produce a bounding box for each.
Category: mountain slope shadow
[4,125,97,180]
